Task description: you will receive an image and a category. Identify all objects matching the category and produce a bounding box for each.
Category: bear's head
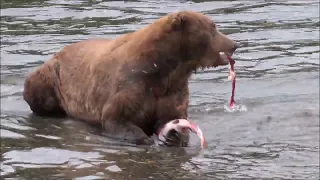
[167,11,239,70]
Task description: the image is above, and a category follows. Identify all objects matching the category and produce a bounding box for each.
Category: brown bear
[23,11,238,146]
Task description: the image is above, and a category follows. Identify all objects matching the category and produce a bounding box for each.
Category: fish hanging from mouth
[219,52,236,108]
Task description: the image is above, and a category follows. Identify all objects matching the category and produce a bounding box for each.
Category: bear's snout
[210,30,239,67]
[214,31,238,55]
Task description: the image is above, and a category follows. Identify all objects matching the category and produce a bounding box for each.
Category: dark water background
[1,0,319,179]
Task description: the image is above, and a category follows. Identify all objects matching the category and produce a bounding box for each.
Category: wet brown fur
[23,11,237,145]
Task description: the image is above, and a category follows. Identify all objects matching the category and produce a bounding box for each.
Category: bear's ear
[170,12,188,31]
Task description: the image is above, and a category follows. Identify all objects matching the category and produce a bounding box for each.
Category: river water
[1,0,319,179]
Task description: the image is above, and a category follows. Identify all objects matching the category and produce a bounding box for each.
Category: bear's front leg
[103,120,154,145]
[153,88,190,146]
[156,86,189,124]
[100,91,154,145]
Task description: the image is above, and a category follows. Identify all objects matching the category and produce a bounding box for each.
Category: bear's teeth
[220,52,232,57]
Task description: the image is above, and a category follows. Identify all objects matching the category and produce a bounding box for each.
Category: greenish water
[1,0,319,179]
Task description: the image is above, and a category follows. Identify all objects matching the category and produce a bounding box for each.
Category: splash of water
[224,104,248,113]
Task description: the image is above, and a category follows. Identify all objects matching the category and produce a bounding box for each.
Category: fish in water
[154,119,207,149]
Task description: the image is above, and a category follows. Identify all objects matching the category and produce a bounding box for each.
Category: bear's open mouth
[219,51,233,65]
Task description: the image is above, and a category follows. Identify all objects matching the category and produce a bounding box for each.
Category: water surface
[1,0,319,179]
